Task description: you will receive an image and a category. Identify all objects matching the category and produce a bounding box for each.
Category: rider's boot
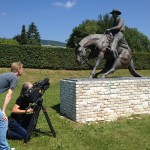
[113,50,118,59]
[108,48,118,59]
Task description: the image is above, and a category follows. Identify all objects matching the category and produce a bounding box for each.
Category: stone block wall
[60,77,150,122]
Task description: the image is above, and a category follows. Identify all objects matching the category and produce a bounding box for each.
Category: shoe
[113,51,118,59]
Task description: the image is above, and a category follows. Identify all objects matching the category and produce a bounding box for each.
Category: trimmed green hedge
[0,44,149,70]
[132,52,150,70]
[0,44,79,69]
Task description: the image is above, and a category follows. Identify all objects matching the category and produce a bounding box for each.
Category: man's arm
[2,89,13,120]
[11,104,33,114]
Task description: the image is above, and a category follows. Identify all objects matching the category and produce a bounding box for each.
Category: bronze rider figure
[106,9,126,59]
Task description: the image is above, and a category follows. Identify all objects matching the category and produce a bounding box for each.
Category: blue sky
[0,0,150,43]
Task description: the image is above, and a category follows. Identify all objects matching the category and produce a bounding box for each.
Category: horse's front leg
[89,52,104,78]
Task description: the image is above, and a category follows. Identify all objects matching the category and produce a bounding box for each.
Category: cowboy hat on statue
[110,9,121,15]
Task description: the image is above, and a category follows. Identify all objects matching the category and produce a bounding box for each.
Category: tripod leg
[24,106,41,143]
[41,105,56,137]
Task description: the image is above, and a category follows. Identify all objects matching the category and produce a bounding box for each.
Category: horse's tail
[128,59,142,77]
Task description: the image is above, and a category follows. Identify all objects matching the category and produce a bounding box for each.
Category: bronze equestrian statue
[75,9,141,78]
[75,32,141,78]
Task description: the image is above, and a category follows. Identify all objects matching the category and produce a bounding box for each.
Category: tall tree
[13,34,22,44]
[67,19,99,48]
[27,22,41,46]
[20,25,28,45]
[97,13,113,33]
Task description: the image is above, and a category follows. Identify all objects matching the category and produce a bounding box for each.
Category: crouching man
[7,82,33,140]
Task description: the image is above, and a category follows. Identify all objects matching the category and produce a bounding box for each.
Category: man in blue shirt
[0,61,23,150]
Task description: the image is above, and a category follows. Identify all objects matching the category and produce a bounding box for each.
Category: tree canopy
[67,14,150,52]
[27,22,41,46]
[124,27,150,52]
[0,38,19,45]
[14,22,41,46]
[67,19,99,48]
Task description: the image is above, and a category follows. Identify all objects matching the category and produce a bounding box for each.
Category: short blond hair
[11,61,23,73]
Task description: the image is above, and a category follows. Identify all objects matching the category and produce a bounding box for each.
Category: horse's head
[75,43,86,65]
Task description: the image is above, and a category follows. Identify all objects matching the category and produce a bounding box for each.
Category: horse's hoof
[102,75,105,78]
[93,75,98,78]
[89,76,93,78]
[93,76,97,78]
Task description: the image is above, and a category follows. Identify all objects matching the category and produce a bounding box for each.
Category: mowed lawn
[0,68,150,150]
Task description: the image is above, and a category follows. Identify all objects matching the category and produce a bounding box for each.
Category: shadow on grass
[51,104,61,115]
[51,104,75,122]
[31,129,53,138]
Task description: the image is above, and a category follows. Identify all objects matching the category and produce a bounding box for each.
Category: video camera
[23,78,56,142]
[26,78,50,104]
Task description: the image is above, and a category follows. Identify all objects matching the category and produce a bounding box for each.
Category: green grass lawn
[0,68,150,150]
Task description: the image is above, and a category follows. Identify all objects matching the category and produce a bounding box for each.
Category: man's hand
[2,111,8,121]
[26,108,33,114]
[106,29,111,33]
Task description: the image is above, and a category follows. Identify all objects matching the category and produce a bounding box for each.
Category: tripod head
[24,78,50,104]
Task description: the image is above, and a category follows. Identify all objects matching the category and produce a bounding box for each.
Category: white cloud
[65,0,76,8]
[52,0,77,9]
[53,2,63,7]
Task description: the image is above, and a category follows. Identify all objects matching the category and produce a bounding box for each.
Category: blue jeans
[0,110,10,150]
[7,119,27,140]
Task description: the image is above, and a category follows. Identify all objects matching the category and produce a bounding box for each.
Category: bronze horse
[75,33,141,78]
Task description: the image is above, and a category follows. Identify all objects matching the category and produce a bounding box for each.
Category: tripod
[24,98,56,143]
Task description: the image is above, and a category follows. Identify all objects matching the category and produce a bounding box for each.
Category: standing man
[0,61,23,150]
[106,9,125,58]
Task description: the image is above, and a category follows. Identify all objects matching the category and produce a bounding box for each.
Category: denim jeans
[0,110,10,150]
[7,119,27,140]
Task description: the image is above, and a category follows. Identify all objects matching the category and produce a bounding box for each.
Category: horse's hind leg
[93,68,110,78]
[102,68,116,78]
[102,58,122,78]
[94,58,114,78]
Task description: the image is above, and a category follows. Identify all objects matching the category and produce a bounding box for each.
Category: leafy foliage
[124,27,150,52]
[97,13,113,33]
[0,38,19,45]
[0,44,149,70]
[20,25,28,45]
[67,19,99,48]
[67,13,150,52]
[14,22,41,46]
[27,22,41,46]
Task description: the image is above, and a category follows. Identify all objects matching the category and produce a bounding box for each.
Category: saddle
[107,37,129,58]
[119,38,129,49]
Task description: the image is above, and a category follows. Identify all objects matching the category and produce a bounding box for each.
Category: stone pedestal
[60,77,150,122]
